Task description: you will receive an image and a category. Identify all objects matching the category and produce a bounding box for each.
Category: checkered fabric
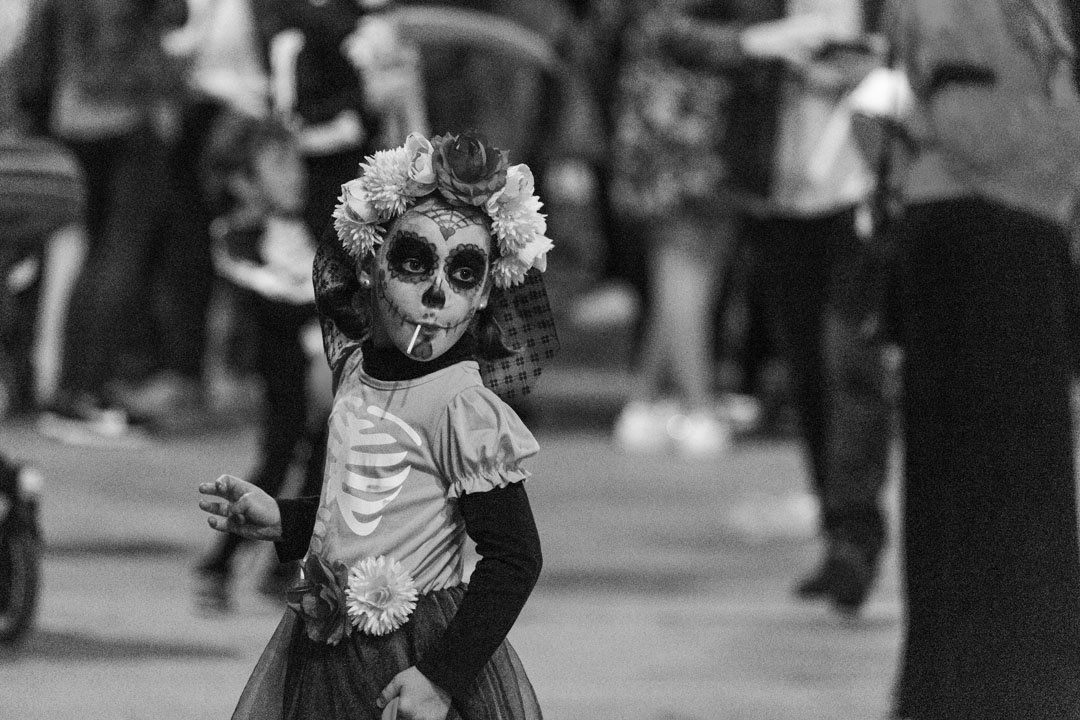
[478,270,559,403]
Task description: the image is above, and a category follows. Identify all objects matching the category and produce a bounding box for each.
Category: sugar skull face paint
[371,197,492,361]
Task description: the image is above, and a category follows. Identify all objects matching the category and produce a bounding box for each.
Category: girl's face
[370,198,492,361]
[252,140,306,214]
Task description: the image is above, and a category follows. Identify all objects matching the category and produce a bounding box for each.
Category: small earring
[358,276,372,289]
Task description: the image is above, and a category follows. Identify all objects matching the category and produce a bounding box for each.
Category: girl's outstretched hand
[198,474,282,542]
[377,667,451,720]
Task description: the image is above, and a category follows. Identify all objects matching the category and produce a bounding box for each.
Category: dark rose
[432,132,509,206]
[286,555,352,645]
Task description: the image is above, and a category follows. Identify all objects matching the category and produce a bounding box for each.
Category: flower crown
[332,131,553,289]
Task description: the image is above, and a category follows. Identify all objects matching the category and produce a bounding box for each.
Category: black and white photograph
[1,0,1079,718]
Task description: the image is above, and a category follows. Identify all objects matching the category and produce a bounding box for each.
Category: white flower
[487,164,548,255]
[487,164,535,207]
[339,178,383,223]
[403,133,436,196]
[344,556,419,636]
[490,195,547,255]
[333,196,384,259]
[490,256,530,289]
[518,235,554,272]
[357,147,412,216]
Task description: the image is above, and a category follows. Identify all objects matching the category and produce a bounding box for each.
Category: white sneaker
[719,393,763,434]
[670,410,732,458]
[613,400,676,453]
[571,283,641,330]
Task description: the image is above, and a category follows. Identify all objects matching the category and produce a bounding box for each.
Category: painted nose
[421,278,446,308]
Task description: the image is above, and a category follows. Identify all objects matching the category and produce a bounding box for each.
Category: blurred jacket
[15,0,188,139]
[895,0,1080,228]
[763,1,884,217]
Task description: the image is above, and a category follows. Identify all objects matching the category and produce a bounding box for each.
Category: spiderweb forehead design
[412,200,489,241]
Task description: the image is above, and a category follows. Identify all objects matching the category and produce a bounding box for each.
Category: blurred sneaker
[669,410,732,458]
[613,400,677,454]
[37,396,148,447]
[718,392,764,434]
[571,283,640,330]
[110,371,207,430]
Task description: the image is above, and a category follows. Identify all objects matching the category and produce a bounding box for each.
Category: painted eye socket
[387,232,437,278]
[445,244,487,291]
[400,257,429,275]
[450,266,478,286]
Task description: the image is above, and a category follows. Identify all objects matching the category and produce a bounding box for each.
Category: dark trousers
[304,152,362,240]
[59,128,168,400]
[749,208,891,562]
[200,295,327,574]
[893,199,1080,719]
[151,99,219,380]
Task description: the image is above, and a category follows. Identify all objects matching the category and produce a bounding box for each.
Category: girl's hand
[377,667,452,720]
[198,475,282,542]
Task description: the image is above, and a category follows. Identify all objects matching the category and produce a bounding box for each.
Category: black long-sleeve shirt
[275,337,542,705]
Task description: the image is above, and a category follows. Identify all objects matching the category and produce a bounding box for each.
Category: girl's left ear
[357,253,376,288]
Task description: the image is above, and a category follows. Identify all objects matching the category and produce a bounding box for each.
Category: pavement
[0,365,906,720]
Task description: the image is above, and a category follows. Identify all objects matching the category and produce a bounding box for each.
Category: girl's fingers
[197,481,224,497]
[198,479,233,499]
[199,499,229,517]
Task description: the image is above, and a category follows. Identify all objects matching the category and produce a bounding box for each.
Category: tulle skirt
[232,585,542,720]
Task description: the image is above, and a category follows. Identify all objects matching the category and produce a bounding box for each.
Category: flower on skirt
[345,556,419,636]
[286,554,353,645]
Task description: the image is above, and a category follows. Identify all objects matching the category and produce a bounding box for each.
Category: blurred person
[555,0,648,334]
[408,0,568,170]
[256,0,427,241]
[607,0,790,457]
[193,111,330,613]
[737,3,894,614]
[198,130,552,720]
[1,0,88,416]
[17,0,189,442]
[113,0,274,426]
[194,1,428,608]
[890,0,1080,716]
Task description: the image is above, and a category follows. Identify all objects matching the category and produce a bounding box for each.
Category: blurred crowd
[2,0,1080,717]
[0,0,900,448]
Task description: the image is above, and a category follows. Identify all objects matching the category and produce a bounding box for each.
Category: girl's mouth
[405,323,440,357]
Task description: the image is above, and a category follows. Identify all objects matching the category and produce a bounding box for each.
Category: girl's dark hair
[471,290,521,362]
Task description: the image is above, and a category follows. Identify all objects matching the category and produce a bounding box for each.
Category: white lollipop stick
[406,324,422,355]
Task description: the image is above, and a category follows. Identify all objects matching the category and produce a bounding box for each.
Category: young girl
[198,131,554,720]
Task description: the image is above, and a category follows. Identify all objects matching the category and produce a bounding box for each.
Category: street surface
[0,370,904,720]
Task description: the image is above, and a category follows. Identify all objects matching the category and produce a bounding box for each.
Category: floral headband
[332,132,554,289]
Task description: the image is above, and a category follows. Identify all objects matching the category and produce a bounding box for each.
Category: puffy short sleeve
[436,386,539,498]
